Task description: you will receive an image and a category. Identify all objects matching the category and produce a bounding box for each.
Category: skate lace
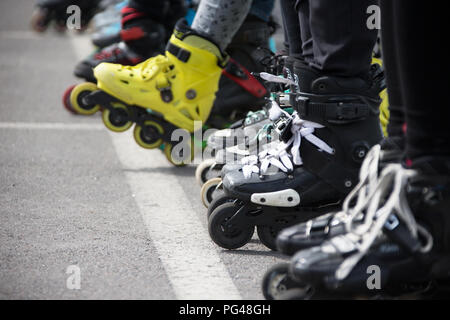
[333,163,434,281]
[258,72,296,87]
[241,102,334,179]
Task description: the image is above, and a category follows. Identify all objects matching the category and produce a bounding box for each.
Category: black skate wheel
[257,225,280,251]
[262,262,300,300]
[102,102,132,132]
[207,194,235,219]
[133,121,164,149]
[208,202,254,250]
[276,287,314,300]
[62,85,77,114]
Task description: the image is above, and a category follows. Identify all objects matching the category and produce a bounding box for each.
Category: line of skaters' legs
[31,0,450,299]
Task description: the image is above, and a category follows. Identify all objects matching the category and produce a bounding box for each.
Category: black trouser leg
[298,0,378,77]
[280,0,303,58]
[379,0,405,139]
[392,1,450,161]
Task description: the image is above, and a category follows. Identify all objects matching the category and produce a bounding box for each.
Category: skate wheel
[207,194,235,219]
[102,102,132,132]
[208,202,254,250]
[262,263,300,300]
[276,287,314,300]
[201,177,224,208]
[195,158,219,186]
[62,85,77,114]
[70,82,101,115]
[163,142,194,167]
[133,121,164,149]
[256,225,279,251]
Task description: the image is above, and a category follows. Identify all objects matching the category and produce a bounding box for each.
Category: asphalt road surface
[0,0,287,299]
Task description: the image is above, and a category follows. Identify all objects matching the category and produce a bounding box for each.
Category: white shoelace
[333,163,434,280]
[258,72,296,87]
[327,145,383,227]
[241,102,334,179]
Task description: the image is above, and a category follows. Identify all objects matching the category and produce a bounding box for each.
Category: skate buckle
[295,95,309,115]
[158,86,173,103]
[336,104,362,120]
[384,214,400,230]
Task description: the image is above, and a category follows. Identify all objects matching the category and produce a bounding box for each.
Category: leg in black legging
[393,1,450,164]
[299,0,378,77]
[280,0,303,59]
[379,0,405,141]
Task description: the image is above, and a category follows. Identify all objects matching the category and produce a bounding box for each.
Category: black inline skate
[207,59,385,251]
[281,158,450,300]
[261,137,404,299]
[276,136,405,256]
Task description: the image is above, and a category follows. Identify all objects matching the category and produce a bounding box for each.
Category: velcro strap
[166,42,191,63]
[296,95,370,121]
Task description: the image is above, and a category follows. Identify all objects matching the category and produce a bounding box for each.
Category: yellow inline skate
[70,20,228,165]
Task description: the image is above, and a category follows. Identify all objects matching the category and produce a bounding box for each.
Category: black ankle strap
[166,42,191,63]
[295,94,377,123]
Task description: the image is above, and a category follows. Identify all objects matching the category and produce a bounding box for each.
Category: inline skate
[197,53,294,205]
[90,0,128,49]
[64,12,273,132]
[201,58,389,206]
[281,158,450,299]
[200,97,295,207]
[62,5,168,113]
[69,19,229,164]
[196,90,292,182]
[208,59,385,251]
[261,138,405,299]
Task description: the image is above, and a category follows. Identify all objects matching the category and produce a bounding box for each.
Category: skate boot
[90,0,128,48]
[285,158,450,299]
[198,54,294,204]
[276,137,405,256]
[261,138,403,299]
[70,19,228,165]
[197,93,293,186]
[196,107,272,186]
[210,60,382,216]
[63,5,168,114]
[209,16,275,121]
[200,99,295,208]
[207,60,385,251]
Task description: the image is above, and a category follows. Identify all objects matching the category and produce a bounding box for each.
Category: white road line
[0,31,43,39]
[0,122,104,130]
[110,131,241,300]
[70,36,242,300]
